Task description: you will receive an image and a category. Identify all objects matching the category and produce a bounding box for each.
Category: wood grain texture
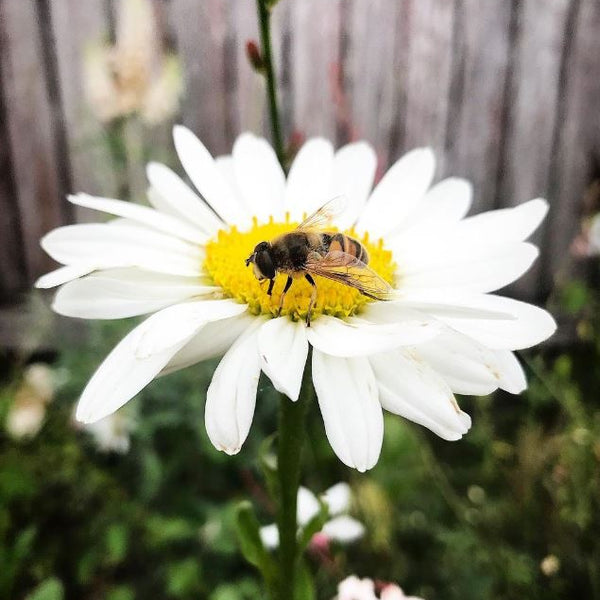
[1,0,599,309]
[0,0,65,281]
[49,0,117,218]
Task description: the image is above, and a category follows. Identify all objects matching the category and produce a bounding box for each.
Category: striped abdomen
[323,232,369,264]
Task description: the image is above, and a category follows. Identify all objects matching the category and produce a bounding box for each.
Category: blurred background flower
[84,0,183,126]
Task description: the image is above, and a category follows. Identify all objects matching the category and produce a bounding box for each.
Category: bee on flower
[84,0,183,125]
[36,126,556,471]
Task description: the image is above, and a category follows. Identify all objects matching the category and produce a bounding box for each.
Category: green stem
[275,368,311,599]
[256,0,286,168]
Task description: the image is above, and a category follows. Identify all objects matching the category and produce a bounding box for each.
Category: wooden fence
[1,0,600,311]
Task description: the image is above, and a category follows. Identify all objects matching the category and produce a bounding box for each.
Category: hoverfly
[244,197,394,325]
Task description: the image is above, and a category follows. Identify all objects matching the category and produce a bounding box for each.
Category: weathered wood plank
[49,0,117,217]
[498,0,572,299]
[232,0,266,138]
[169,0,231,156]
[0,43,26,301]
[401,0,455,175]
[544,0,600,291]
[343,0,402,165]
[444,0,512,214]
[289,0,341,141]
[0,0,65,281]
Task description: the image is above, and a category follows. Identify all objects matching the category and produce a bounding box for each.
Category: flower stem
[256,0,286,168]
[275,367,311,599]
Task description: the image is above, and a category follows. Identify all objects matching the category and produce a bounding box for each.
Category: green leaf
[234,502,276,589]
[105,523,128,565]
[106,586,135,600]
[26,578,64,600]
[166,558,202,598]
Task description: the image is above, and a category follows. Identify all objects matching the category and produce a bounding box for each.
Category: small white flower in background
[540,554,560,577]
[79,410,135,454]
[36,126,556,471]
[334,576,424,600]
[588,214,600,255]
[5,363,56,440]
[260,483,364,550]
[84,0,183,125]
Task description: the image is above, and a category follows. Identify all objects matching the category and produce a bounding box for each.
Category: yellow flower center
[204,217,395,321]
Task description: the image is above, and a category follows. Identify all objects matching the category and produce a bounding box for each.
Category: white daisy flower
[260,483,364,549]
[36,126,556,471]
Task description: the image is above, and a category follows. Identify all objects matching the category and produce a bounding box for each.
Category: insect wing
[297,196,347,231]
[304,250,395,300]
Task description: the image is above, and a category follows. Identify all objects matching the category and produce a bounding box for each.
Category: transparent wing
[297,196,347,231]
[304,250,395,301]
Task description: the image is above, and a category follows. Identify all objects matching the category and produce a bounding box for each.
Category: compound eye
[256,250,275,280]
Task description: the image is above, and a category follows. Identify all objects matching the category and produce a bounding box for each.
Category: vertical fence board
[445,0,512,213]
[0,0,64,281]
[402,0,455,175]
[499,0,572,298]
[344,0,401,165]
[0,46,25,301]
[289,0,340,140]
[170,0,230,155]
[544,0,600,288]
[49,0,117,216]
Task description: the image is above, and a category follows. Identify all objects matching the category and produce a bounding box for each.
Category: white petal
[399,242,539,295]
[284,138,334,220]
[416,329,512,396]
[400,177,472,231]
[173,125,250,227]
[68,193,206,245]
[75,306,207,423]
[258,318,308,401]
[331,142,377,229]
[357,147,435,237]
[322,515,365,543]
[306,314,440,358]
[133,299,246,359]
[259,524,279,549]
[321,482,351,516]
[453,198,548,245]
[146,162,223,234]
[53,269,217,319]
[41,223,202,277]
[297,487,320,525]
[436,294,556,350]
[312,351,383,472]
[232,133,286,222]
[370,349,471,441]
[205,320,264,455]
[161,313,255,376]
[35,264,96,289]
[492,350,527,394]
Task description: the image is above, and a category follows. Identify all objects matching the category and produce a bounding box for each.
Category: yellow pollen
[204,216,396,321]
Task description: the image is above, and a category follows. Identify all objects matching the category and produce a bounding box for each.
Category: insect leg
[305,273,317,327]
[267,279,275,296]
[277,276,293,315]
